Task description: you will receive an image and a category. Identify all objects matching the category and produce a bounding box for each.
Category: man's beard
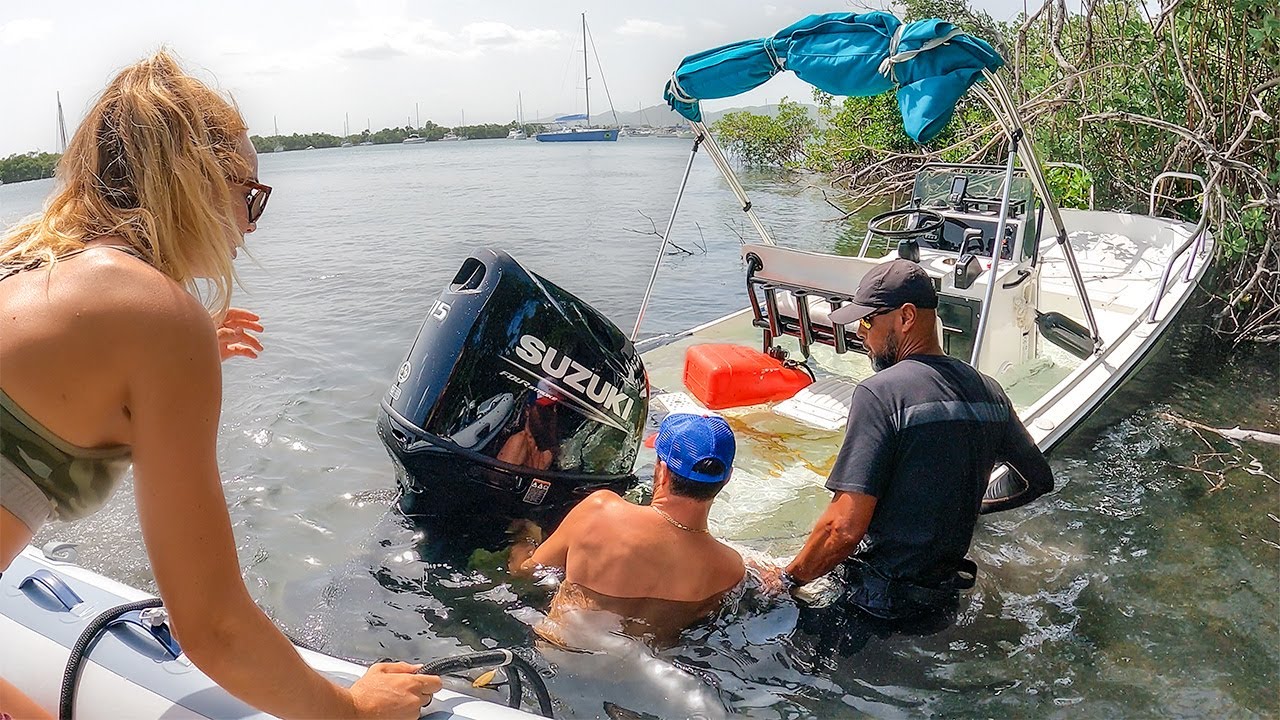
[869,332,900,372]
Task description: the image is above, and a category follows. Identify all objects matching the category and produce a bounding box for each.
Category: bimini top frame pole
[690,121,779,247]
[973,69,1103,351]
[629,121,777,340]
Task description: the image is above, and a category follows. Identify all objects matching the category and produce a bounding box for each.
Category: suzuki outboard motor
[378,249,646,530]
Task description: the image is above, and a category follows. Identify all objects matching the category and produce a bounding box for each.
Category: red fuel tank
[683,344,812,410]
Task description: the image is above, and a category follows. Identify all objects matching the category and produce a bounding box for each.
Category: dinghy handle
[19,569,83,611]
[107,607,182,659]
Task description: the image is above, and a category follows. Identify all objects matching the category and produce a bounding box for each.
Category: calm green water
[2,139,1276,718]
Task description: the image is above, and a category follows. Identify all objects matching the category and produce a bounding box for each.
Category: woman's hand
[215,308,264,361]
[348,663,443,719]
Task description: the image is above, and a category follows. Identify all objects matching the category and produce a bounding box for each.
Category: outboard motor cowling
[378,249,646,528]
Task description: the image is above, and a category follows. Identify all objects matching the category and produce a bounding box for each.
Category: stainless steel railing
[1147,172,1211,322]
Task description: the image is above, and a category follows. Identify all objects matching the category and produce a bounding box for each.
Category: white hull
[637,208,1214,481]
[1,548,539,719]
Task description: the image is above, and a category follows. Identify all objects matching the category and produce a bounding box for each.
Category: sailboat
[441,110,467,141]
[341,113,353,147]
[536,14,619,142]
[360,118,374,146]
[56,92,69,154]
[272,117,284,153]
[507,94,528,140]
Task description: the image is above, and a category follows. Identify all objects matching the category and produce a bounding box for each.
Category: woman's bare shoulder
[58,247,214,335]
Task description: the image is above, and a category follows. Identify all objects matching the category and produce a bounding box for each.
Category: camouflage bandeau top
[1,245,141,523]
[0,388,132,523]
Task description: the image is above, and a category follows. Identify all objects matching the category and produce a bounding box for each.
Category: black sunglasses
[858,305,901,330]
[242,180,272,223]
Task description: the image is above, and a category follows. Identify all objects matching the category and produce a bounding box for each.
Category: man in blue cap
[784,259,1054,621]
[511,413,744,643]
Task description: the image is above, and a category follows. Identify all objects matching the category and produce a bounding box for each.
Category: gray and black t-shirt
[828,354,1053,587]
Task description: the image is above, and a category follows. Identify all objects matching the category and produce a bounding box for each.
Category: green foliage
[456,123,521,140]
[248,120,549,153]
[0,152,60,184]
[809,90,913,172]
[1044,165,1094,210]
[710,98,816,168]
[1222,206,1269,259]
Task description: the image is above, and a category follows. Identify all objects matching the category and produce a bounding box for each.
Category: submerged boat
[535,14,619,143]
[631,11,1213,484]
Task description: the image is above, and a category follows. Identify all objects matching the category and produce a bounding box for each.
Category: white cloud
[697,18,729,32]
[614,19,686,39]
[0,18,53,45]
[460,22,561,49]
[323,19,559,62]
[330,19,460,61]
[339,43,407,60]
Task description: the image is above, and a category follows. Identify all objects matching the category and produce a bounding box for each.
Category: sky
[0,0,1033,156]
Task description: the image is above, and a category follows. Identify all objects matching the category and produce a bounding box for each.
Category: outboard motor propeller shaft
[378,249,646,529]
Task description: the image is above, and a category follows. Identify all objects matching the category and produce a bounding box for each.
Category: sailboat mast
[582,13,590,126]
[56,92,68,154]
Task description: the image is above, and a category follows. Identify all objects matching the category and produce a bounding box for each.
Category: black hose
[58,601,554,719]
[288,632,554,718]
[420,650,554,718]
[60,598,164,720]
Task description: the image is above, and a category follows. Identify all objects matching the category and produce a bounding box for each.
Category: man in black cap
[782,259,1054,620]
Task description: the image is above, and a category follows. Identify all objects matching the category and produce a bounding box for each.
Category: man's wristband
[780,571,802,593]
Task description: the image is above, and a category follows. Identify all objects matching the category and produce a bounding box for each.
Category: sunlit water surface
[2,139,1275,718]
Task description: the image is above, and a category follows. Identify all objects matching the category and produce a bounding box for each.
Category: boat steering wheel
[866,207,946,245]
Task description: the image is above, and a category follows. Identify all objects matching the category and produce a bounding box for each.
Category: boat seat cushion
[744,244,890,301]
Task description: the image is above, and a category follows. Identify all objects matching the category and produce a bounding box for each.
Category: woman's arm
[125,287,434,719]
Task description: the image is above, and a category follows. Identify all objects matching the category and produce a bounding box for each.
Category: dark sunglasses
[858,305,901,331]
[242,180,272,223]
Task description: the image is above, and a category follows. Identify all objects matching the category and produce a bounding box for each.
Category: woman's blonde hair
[0,50,249,314]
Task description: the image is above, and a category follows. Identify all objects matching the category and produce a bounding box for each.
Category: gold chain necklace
[651,505,709,534]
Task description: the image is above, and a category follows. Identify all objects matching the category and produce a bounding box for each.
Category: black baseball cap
[828,259,939,326]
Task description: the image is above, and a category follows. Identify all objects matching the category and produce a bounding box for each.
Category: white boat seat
[743,243,949,355]
[744,244,892,300]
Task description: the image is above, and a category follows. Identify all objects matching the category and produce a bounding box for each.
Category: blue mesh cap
[655,413,736,483]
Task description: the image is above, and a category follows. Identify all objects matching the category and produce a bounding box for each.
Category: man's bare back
[512,414,744,642]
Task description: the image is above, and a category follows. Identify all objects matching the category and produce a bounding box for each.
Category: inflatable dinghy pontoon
[1,545,546,719]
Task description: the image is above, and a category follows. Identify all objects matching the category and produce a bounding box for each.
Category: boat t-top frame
[632,60,1106,368]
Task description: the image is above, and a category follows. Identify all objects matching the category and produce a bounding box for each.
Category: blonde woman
[0,52,441,719]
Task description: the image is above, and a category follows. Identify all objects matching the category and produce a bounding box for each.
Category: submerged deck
[637,209,1210,553]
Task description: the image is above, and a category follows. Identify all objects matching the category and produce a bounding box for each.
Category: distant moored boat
[535,14,620,143]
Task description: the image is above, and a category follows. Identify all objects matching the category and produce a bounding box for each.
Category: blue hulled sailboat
[536,14,619,143]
